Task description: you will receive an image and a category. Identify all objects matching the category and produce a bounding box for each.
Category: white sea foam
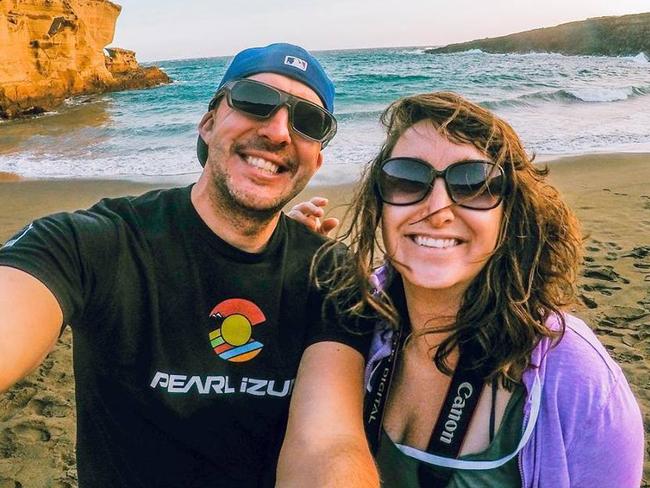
[632,52,649,64]
[458,49,485,55]
[565,87,633,102]
[402,48,434,55]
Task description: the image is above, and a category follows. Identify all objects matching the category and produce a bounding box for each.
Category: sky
[110,0,650,61]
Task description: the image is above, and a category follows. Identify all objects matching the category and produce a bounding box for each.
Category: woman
[290,92,644,487]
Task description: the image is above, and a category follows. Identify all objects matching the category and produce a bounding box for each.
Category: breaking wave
[483,85,650,109]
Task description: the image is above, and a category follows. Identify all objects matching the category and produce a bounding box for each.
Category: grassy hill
[427,12,650,57]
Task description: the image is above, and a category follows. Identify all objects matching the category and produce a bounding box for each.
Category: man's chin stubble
[211,174,288,226]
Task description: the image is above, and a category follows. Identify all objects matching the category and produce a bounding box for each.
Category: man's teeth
[413,236,460,249]
[244,156,280,174]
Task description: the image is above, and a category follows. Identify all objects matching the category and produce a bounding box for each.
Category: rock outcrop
[426,12,650,57]
[0,0,170,119]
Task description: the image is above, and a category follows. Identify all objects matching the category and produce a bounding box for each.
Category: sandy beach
[1,153,649,487]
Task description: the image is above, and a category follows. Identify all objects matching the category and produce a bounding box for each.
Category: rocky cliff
[427,12,650,57]
[0,0,170,118]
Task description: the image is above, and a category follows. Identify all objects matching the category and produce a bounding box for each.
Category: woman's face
[381,120,504,297]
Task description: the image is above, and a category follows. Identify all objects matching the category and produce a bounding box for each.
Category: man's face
[198,73,324,216]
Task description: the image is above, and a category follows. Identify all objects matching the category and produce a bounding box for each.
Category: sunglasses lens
[378,158,432,204]
[229,81,280,117]
[378,158,505,208]
[293,101,333,140]
[227,80,335,143]
[447,162,504,209]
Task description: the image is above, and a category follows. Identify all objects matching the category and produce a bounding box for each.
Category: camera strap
[364,280,487,485]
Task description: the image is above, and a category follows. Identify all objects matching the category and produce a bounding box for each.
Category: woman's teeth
[413,236,460,249]
[244,156,280,174]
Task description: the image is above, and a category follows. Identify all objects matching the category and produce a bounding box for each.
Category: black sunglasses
[376,157,506,210]
[210,79,337,146]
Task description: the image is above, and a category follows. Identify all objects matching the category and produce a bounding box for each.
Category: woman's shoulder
[531,313,636,419]
[526,314,644,484]
[541,313,621,380]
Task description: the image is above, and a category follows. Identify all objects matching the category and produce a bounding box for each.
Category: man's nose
[257,106,292,145]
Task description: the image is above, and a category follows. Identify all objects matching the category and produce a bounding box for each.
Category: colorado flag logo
[208,298,266,362]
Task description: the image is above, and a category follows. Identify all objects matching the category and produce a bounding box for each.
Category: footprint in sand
[638,293,650,311]
[579,294,598,309]
[622,246,650,259]
[1,384,37,415]
[12,422,51,443]
[622,335,640,347]
[51,481,74,488]
[0,429,17,459]
[610,350,644,363]
[605,306,649,322]
[38,357,54,376]
[29,396,71,418]
[582,266,630,284]
[597,318,614,329]
[581,284,622,292]
[0,478,23,488]
[580,283,621,298]
[605,241,622,250]
[0,421,53,460]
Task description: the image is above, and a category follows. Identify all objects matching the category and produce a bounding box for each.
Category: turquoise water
[1,47,650,184]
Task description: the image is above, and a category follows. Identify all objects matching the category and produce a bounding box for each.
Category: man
[0,43,378,487]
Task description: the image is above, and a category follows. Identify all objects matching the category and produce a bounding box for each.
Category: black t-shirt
[0,186,369,487]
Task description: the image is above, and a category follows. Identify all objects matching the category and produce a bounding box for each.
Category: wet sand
[1,153,649,486]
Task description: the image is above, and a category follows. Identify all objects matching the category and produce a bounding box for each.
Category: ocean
[1,47,649,184]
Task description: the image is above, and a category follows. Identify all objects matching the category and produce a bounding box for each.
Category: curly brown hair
[315,92,583,384]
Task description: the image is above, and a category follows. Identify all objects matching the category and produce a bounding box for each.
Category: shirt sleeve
[0,210,117,327]
[303,243,373,357]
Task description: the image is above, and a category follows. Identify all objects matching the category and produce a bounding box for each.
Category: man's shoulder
[87,185,189,217]
[58,185,190,233]
[283,212,331,250]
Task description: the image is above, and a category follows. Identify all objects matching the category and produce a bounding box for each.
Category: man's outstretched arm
[276,341,379,487]
[0,266,63,393]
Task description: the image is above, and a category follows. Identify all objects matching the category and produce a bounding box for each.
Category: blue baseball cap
[197,43,335,166]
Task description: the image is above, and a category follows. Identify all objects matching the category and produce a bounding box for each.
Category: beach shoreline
[1,152,649,486]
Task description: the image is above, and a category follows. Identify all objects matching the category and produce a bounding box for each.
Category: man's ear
[315,151,324,171]
[198,111,214,140]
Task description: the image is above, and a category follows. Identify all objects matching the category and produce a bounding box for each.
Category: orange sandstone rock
[0,0,170,119]
[0,171,22,182]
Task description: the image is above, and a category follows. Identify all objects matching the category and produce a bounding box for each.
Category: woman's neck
[401,279,464,333]
[398,279,464,363]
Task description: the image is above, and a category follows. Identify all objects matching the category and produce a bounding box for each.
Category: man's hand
[287,197,340,237]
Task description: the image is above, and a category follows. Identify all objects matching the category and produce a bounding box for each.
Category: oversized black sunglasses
[210,79,337,146]
[376,157,506,210]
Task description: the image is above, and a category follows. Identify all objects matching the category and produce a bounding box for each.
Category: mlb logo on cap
[284,56,308,71]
